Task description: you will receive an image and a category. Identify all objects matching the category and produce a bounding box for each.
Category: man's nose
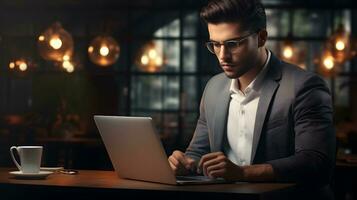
[218,45,230,61]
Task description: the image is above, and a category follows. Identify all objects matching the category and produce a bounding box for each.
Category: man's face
[207,22,260,79]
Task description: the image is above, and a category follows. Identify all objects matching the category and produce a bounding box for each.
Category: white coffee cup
[10,146,43,174]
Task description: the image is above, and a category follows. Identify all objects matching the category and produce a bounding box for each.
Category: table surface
[0,167,296,200]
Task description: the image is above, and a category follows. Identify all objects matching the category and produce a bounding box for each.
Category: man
[168,0,335,198]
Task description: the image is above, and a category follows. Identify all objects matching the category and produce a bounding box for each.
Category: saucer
[9,171,53,179]
[40,167,64,172]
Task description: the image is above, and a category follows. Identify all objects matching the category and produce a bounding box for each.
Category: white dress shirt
[224,50,271,166]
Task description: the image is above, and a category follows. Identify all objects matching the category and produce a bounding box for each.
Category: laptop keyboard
[176,175,214,181]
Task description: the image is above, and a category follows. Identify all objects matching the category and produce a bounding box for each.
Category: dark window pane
[335,77,349,107]
[266,9,290,37]
[131,75,179,110]
[182,76,198,111]
[183,11,199,37]
[183,40,197,72]
[131,11,180,37]
[293,10,331,37]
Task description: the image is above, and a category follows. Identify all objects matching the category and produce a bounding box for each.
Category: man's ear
[258,29,268,47]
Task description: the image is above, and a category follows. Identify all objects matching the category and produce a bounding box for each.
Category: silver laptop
[94,115,226,185]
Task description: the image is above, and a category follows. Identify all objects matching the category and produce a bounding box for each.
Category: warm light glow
[9,62,15,69]
[335,40,346,51]
[65,64,74,73]
[148,49,157,59]
[49,37,62,49]
[141,55,149,65]
[323,56,334,70]
[283,46,293,59]
[88,46,94,53]
[19,62,27,71]
[62,61,72,69]
[99,45,110,56]
[63,55,70,61]
[38,35,45,41]
[155,57,163,66]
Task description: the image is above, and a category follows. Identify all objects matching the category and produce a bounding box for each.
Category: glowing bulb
[88,46,94,53]
[62,61,72,69]
[38,35,45,41]
[141,55,149,65]
[283,46,293,59]
[335,40,345,51]
[49,37,62,49]
[148,49,157,59]
[63,55,70,61]
[99,45,110,56]
[19,62,27,71]
[155,57,163,66]
[323,56,334,70]
[9,62,15,69]
[66,64,74,73]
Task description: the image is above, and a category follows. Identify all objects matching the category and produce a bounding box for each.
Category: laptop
[94,115,226,185]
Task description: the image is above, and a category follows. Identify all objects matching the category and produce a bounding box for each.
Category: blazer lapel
[212,80,231,152]
[251,54,282,163]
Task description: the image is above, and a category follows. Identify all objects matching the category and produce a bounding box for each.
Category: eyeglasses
[205,32,257,54]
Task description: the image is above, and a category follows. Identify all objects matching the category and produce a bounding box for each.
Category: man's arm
[197,151,275,182]
[266,74,336,185]
[185,83,211,162]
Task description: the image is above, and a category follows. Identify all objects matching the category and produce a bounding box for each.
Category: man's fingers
[186,157,196,169]
[168,160,177,172]
[168,156,180,166]
[208,169,225,178]
[173,151,188,165]
[206,162,225,177]
[202,158,222,176]
[173,151,194,170]
[198,152,223,173]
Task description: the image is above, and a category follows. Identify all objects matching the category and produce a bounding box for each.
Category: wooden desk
[0,168,296,200]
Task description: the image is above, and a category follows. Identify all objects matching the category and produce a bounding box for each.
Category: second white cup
[10,146,43,174]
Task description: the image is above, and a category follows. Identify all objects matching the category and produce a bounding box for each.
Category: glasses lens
[206,42,215,54]
[225,41,239,52]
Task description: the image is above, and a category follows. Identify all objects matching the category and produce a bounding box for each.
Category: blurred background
[0,0,356,198]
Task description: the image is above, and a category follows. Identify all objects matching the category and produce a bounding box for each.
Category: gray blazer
[185,53,335,187]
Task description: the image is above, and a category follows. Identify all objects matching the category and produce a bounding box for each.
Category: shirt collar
[229,49,271,95]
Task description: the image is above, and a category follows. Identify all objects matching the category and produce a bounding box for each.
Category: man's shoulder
[204,72,230,90]
[279,61,328,93]
[282,61,322,83]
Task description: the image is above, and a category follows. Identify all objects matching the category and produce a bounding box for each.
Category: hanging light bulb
[99,45,110,57]
[283,45,293,59]
[329,23,350,63]
[19,62,28,71]
[281,32,296,62]
[8,59,30,72]
[63,61,74,73]
[137,42,164,72]
[141,55,149,65]
[323,55,334,70]
[318,47,337,77]
[49,37,62,50]
[88,36,120,67]
[9,62,15,69]
[37,22,74,62]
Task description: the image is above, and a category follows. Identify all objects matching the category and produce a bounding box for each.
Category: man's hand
[168,150,196,175]
[197,152,244,181]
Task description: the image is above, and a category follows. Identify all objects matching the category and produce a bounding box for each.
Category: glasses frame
[205,31,258,54]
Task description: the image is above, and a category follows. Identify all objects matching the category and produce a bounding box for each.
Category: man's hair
[200,0,266,32]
